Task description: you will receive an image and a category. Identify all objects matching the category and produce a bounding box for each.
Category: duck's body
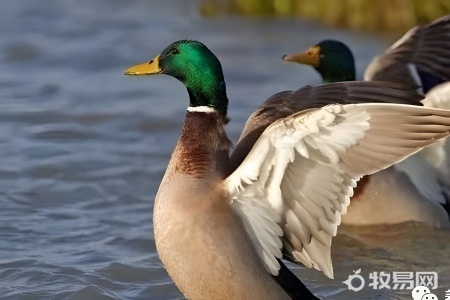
[154,110,291,300]
[343,169,449,228]
[281,15,450,228]
[125,40,450,299]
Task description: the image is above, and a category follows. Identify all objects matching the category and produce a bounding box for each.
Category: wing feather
[364,15,450,88]
[227,103,450,279]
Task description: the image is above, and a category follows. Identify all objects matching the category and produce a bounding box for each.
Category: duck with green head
[282,15,450,93]
[281,15,450,228]
[124,39,450,300]
[282,40,355,83]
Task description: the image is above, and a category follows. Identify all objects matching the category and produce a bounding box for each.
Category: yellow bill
[124,55,162,75]
[282,46,321,67]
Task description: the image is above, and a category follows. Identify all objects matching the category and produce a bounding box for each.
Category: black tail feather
[272,259,320,300]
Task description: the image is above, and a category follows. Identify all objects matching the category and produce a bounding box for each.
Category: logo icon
[343,268,365,292]
[412,286,437,300]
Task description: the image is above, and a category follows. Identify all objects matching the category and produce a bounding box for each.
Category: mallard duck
[281,15,450,228]
[124,40,450,300]
[282,15,450,92]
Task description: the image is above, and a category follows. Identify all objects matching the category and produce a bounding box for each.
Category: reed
[201,0,450,32]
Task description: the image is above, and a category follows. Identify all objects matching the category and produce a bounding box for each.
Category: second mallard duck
[282,15,450,228]
[282,15,450,92]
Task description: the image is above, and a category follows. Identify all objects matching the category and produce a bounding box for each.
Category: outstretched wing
[396,82,450,206]
[227,103,450,279]
[230,81,422,170]
[364,15,450,93]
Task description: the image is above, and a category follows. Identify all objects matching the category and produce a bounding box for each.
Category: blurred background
[202,0,450,32]
[0,1,449,299]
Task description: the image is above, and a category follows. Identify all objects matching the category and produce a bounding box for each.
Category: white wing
[227,103,450,279]
[396,82,450,204]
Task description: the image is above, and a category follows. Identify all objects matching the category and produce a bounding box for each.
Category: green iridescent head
[125,40,228,117]
[283,39,356,83]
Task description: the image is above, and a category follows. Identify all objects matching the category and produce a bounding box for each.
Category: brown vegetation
[201,0,450,32]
